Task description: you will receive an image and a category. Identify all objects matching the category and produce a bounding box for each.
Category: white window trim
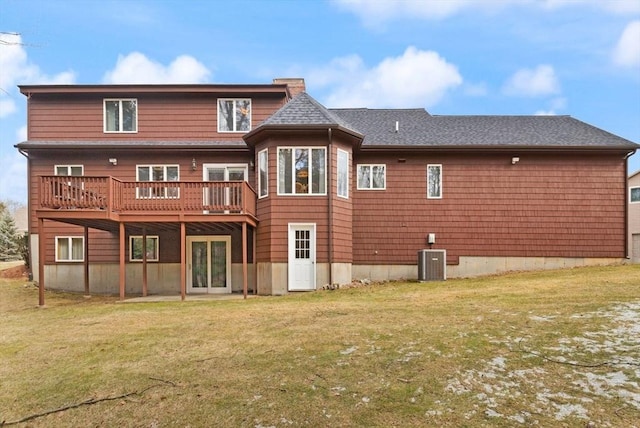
[136,165,180,199]
[54,165,84,176]
[258,149,268,199]
[427,164,443,199]
[356,164,386,190]
[129,235,160,262]
[55,236,84,262]
[337,149,349,199]
[277,147,327,196]
[631,186,640,204]
[103,98,138,133]
[202,163,249,182]
[217,98,252,133]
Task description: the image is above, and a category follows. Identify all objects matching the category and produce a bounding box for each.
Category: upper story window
[278,147,326,195]
[136,165,179,199]
[218,99,251,132]
[55,165,83,177]
[104,99,137,133]
[337,149,349,199]
[357,164,385,190]
[631,187,640,203]
[258,149,268,198]
[427,164,442,199]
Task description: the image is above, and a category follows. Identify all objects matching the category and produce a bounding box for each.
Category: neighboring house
[629,170,640,263]
[15,79,638,304]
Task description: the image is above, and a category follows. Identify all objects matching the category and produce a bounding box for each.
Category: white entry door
[187,236,231,294]
[288,224,316,291]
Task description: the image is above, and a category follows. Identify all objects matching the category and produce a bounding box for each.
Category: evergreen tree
[0,205,20,261]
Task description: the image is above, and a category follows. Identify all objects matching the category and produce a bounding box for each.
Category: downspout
[18,148,33,279]
[624,150,635,259]
[328,128,333,286]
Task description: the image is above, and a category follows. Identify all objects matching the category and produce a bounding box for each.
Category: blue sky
[1,0,639,204]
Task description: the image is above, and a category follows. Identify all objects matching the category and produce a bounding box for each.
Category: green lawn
[1,265,639,427]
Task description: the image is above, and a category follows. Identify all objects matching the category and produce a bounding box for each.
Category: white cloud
[333,0,640,26]
[102,52,211,84]
[0,33,76,118]
[331,0,479,26]
[542,0,640,14]
[613,20,640,67]
[310,47,462,108]
[502,65,560,97]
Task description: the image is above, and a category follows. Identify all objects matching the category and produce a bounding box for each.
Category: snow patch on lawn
[444,300,640,425]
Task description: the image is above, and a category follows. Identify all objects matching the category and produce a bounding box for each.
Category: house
[629,170,640,262]
[15,79,638,304]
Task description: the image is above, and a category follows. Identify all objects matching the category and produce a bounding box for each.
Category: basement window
[130,236,159,262]
[55,236,84,262]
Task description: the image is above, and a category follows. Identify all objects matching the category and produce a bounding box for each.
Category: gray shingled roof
[256,92,637,150]
[329,110,638,149]
[259,92,358,131]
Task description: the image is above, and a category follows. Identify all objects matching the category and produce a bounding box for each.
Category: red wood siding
[353,152,627,264]
[26,93,286,141]
[256,134,349,264]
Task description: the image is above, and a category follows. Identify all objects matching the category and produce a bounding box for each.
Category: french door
[187,236,231,294]
[203,164,248,212]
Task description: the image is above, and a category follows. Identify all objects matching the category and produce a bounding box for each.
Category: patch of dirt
[0,264,29,279]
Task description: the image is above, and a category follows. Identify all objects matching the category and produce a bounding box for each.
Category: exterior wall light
[192,158,197,171]
[511,157,520,165]
[109,158,117,166]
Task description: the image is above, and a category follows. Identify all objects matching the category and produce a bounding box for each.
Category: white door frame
[186,235,232,294]
[288,223,316,291]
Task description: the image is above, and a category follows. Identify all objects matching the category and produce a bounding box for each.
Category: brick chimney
[273,78,306,99]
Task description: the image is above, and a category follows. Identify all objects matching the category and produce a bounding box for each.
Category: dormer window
[218,99,251,132]
[104,99,137,133]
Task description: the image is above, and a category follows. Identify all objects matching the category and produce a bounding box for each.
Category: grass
[1,265,639,427]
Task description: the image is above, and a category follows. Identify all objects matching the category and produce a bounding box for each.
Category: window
[218,99,251,132]
[258,149,268,198]
[129,236,159,262]
[357,164,385,190]
[427,164,442,199]
[337,149,349,198]
[55,237,84,262]
[136,165,179,198]
[278,147,326,195]
[104,99,137,133]
[631,187,640,203]
[55,165,83,176]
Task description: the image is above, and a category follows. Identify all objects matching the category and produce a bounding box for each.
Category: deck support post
[119,222,125,300]
[142,226,148,297]
[84,226,89,296]
[242,221,248,299]
[38,217,45,307]
[180,222,186,301]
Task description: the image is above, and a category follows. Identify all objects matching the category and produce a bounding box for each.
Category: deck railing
[39,176,257,216]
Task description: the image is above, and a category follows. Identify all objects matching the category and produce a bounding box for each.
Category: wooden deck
[37,176,258,230]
